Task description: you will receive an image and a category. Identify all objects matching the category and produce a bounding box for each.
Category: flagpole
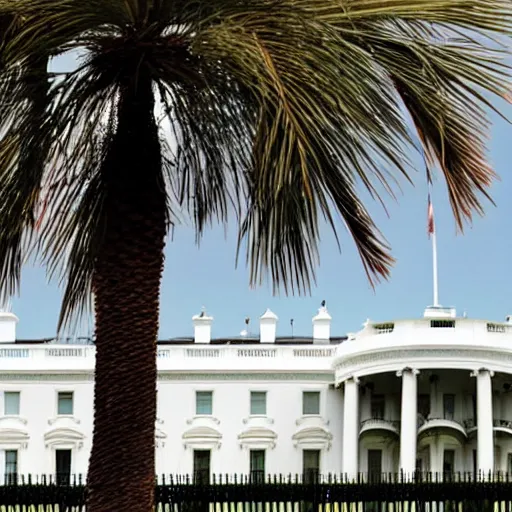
[432,224,439,307]
[428,192,439,307]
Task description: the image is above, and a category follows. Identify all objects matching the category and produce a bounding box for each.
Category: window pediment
[0,428,29,449]
[182,426,222,450]
[155,428,167,448]
[292,426,332,450]
[238,427,277,450]
[45,427,85,449]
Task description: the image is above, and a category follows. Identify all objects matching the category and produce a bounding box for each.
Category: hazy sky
[9,54,512,341]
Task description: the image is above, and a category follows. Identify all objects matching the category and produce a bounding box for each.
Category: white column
[429,436,441,476]
[397,367,419,479]
[471,368,494,477]
[342,376,360,481]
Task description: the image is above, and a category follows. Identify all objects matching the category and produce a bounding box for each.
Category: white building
[0,304,511,483]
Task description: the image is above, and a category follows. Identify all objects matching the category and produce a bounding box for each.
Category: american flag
[427,194,435,238]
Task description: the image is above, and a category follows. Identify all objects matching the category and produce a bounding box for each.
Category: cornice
[334,347,512,382]
[0,371,333,382]
[0,373,94,381]
[158,372,333,381]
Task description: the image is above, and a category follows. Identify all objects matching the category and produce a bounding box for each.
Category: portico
[336,360,507,479]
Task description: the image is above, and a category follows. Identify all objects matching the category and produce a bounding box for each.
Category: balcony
[493,419,512,437]
[0,344,336,374]
[462,418,512,438]
[463,418,477,434]
[359,418,400,438]
[418,417,466,443]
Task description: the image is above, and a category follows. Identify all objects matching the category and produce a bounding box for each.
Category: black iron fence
[0,473,511,511]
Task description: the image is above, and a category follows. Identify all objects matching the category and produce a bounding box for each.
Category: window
[196,391,213,415]
[443,394,455,421]
[418,394,430,419]
[302,391,320,415]
[57,392,74,415]
[250,450,265,483]
[56,449,71,486]
[368,450,382,483]
[373,323,394,334]
[430,319,455,328]
[443,449,455,480]
[4,392,20,416]
[370,395,385,419]
[250,391,267,415]
[303,450,320,484]
[193,450,210,484]
[4,450,17,485]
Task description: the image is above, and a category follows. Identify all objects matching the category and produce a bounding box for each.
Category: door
[250,450,265,483]
[418,394,431,420]
[193,450,210,484]
[56,449,71,485]
[367,449,382,483]
[303,450,320,484]
[443,394,455,421]
[370,395,385,419]
[443,449,455,481]
[5,450,17,485]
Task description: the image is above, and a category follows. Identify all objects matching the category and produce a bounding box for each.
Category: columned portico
[471,368,494,476]
[397,367,419,478]
[342,376,360,480]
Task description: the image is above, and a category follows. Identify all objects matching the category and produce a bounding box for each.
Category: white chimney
[260,309,278,344]
[192,309,213,344]
[0,312,18,344]
[312,307,331,343]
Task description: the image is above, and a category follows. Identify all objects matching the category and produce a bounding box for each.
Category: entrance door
[250,450,265,483]
[443,394,455,421]
[303,450,320,484]
[55,449,71,486]
[367,449,382,483]
[443,449,455,481]
[193,450,211,484]
[418,394,431,420]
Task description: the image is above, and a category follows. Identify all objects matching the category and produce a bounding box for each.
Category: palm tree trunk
[86,71,166,512]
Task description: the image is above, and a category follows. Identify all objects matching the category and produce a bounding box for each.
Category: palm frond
[193,5,408,289]
[0,50,50,302]
[307,0,512,32]
[0,0,510,325]
[341,18,510,228]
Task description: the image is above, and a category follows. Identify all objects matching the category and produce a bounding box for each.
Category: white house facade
[0,304,512,483]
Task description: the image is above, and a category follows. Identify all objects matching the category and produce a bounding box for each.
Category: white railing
[0,345,337,371]
[236,348,277,358]
[293,348,334,357]
[45,348,84,357]
[184,348,221,358]
[373,323,394,334]
[487,323,512,333]
[0,348,29,358]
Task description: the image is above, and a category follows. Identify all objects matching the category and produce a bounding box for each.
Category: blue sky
[10,56,512,340]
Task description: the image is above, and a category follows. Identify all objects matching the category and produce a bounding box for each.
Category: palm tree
[0,0,510,510]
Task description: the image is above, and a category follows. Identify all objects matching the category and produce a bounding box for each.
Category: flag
[427,194,435,237]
